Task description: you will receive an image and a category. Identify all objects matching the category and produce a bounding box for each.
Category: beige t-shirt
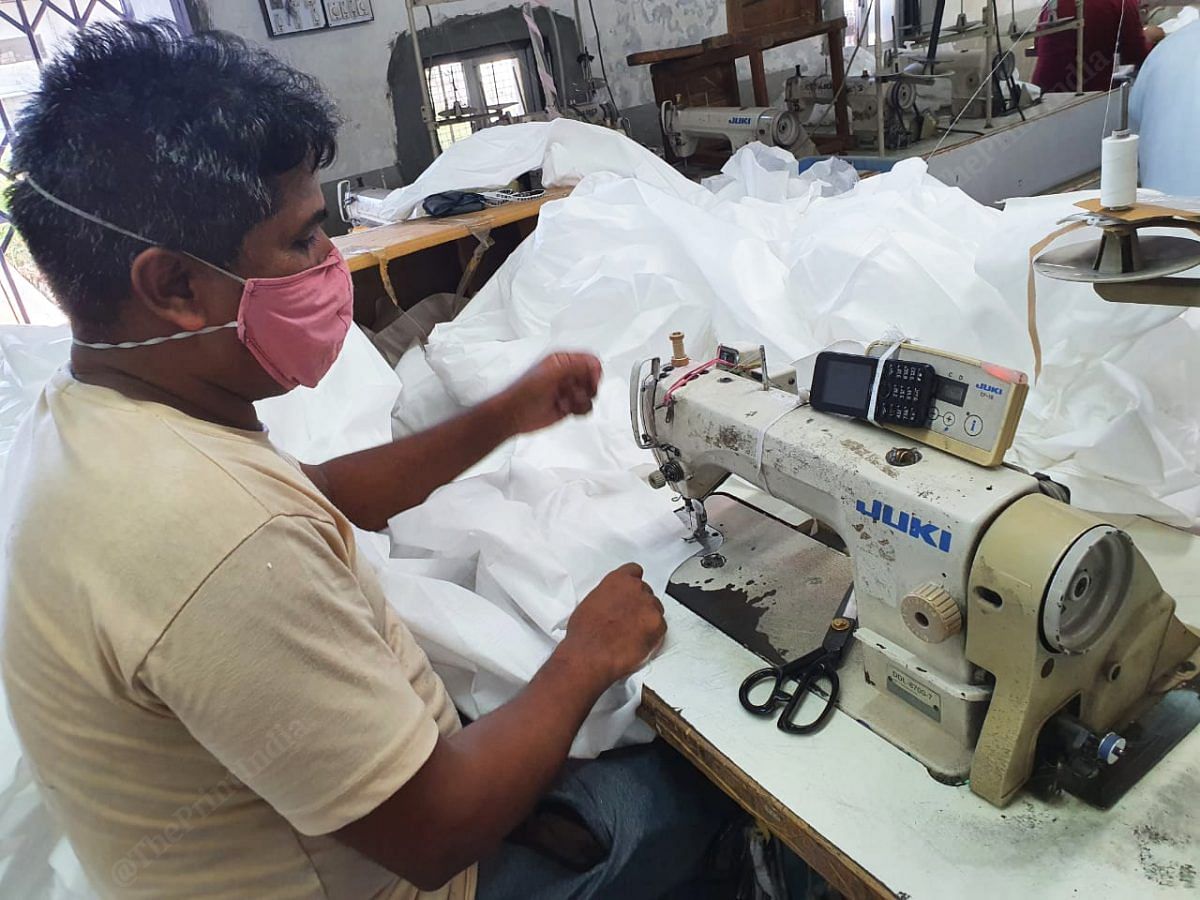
[2,372,475,900]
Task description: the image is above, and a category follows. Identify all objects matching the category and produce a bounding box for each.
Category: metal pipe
[875,0,885,156]
[984,2,994,128]
[546,6,568,106]
[572,0,594,92]
[406,0,441,158]
[573,0,586,52]
[925,0,948,72]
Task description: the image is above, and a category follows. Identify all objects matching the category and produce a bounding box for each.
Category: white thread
[73,321,237,350]
[1099,133,1138,209]
[755,395,806,475]
[1100,0,1128,141]
[866,340,904,426]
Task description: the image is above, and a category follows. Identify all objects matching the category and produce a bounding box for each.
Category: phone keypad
[875,361,935,426]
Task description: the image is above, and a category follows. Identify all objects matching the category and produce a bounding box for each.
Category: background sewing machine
[632,339,1200,808]
[660,100,816,160]
[785,43,1038,151]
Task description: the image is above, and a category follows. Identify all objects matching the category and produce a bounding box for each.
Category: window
[0,0,132,325]
[478,57,526,117]
[845,0,861,46]
[424,47,535,151]
[845,0,897,47]
[424,61,474,149]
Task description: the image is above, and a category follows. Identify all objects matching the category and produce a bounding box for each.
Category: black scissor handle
[738,666,789,715]
[777,665,840,735]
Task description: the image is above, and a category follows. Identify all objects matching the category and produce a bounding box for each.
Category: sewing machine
[784,72,946,151]
[782,44,1039,151]
[632,341,1200,808]
[660,99,815,160]
[336,181,392,228]
[896,47,1035,120]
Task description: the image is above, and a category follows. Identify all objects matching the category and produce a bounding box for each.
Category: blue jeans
[476,741,738,900]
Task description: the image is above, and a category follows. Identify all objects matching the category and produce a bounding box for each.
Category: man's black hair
[7,20,340,325]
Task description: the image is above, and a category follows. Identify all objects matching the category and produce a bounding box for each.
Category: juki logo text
[855,499,953,553]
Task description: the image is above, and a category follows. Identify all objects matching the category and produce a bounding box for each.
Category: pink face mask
[23,174,354,391]
[231,248,353,389]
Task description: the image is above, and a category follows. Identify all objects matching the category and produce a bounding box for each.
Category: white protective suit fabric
[0,325,71,488]
[374,122,552,222]
[374,118,713,222]
[1160,5,1199,35]
[379,125,1200,528]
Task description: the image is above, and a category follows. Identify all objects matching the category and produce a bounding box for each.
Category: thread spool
[669,331,689,367]
[1100,133,1139,210]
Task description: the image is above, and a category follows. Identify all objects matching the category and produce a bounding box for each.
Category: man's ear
[128,247,215,332]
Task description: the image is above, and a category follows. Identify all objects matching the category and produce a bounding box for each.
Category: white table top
[643,509,1200,899]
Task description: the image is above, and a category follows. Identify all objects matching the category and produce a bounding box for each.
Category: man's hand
[558,563,667,684]
[304,351,602,531]
[497,352,603,436]
[335,561,666,889]
[1145,24,1166,45]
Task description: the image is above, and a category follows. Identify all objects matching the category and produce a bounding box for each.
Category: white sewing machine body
[635,356,1200,807]
[660,100,814,160]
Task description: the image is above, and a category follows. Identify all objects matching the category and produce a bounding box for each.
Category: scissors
[738,589,857,735]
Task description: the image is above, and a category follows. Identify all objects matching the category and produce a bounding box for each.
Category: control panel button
[943,412,956,427]
[964,414,983,437]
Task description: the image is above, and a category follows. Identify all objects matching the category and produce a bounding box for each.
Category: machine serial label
[855,499,953,553]
[887,669,942,722]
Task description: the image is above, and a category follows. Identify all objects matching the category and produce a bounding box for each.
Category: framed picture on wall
[260,0,327,37]
[324,0,373,28]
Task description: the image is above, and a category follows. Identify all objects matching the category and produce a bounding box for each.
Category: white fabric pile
[3,120,1200,895]
[382,120,1200,528]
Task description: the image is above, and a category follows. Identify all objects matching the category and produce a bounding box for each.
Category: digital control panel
[864,342,1029,467]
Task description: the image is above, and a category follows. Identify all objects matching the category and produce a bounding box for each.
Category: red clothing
[1032,0,1150,93]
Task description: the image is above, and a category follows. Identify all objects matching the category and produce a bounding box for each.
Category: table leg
[750,50,769,106]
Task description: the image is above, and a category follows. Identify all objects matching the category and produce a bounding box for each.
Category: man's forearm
[336,639,612,889]
[422,642,610,878]
[306,394,517,531]
[306,352,603,531]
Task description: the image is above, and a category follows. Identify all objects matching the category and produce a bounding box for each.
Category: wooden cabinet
[727,0,821,34]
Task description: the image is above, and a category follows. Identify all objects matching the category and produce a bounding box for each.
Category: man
[1032,0,1164,94]
[1130,18,1200,196]
[1,21,731,899]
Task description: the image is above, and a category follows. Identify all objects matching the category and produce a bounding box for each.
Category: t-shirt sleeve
[139,514,440,836]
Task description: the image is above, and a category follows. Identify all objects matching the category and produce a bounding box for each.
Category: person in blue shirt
[1130,18,1200,196]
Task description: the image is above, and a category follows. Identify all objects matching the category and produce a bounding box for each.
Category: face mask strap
[19,173,247,285]
[73,321,238,350]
